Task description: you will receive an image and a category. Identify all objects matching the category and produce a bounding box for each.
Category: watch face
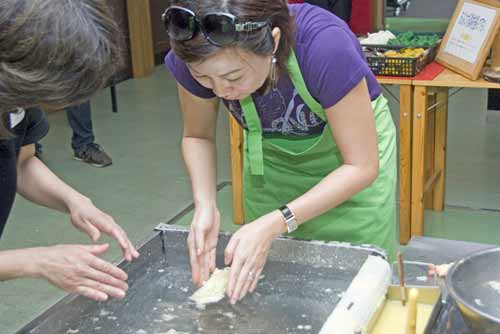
[280,206,297,233]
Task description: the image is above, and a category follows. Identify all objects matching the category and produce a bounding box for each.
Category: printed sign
[444,2,497,63]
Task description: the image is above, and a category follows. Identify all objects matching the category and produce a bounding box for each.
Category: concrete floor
[1,64,500,333]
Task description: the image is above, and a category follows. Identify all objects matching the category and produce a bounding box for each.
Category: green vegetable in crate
[387,32,440,47]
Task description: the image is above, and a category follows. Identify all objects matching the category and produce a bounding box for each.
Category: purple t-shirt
[165,3,381,136]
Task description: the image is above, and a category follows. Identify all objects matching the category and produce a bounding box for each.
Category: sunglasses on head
[162,6,269,47]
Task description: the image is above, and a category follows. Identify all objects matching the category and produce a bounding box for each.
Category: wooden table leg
[229,115,245,225]
[126,0,154,78]
[433,88,449,211]
[424,92,436,209]
[399,85,413,245]
[411,86,429,237]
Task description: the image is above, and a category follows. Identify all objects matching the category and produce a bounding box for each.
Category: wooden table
[228,69,500,245]
[409,69,500,241]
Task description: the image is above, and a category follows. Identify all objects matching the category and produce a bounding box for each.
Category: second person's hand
[68,196,140,261]
[34,243,129,301]
[187,205,221,287]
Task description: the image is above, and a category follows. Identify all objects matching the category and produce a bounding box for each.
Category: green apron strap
[241,95,264,175]
[287,51,326,122]
[240,50,326,176]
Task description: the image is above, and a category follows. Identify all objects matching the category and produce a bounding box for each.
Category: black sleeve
[20,108,50,146]
[330,0,351,23]
[10,108,50,152]
[305,0,352,23]
[0,140,17,238]
[0,107,50,238]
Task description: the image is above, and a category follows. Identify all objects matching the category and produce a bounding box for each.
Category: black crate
[364,44,439,77]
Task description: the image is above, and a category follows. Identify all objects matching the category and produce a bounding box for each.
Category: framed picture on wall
[436,0,500,80]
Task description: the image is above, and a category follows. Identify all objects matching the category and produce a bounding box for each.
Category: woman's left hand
[69,196,140,262]
[224,210,285,304]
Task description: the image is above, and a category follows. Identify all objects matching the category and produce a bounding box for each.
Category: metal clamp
[154,223,172,232]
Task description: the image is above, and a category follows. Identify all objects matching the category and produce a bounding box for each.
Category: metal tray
[18,224,385,334]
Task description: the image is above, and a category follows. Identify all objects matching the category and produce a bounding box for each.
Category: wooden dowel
[397,252,406,306]
[424,170,442,195]
[406,288,419,334]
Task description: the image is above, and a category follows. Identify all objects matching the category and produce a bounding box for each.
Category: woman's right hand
[187,205,221,287]
[35,243,128,302]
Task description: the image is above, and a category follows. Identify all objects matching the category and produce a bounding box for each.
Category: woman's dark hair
[169,0,294,77]
[0,0,122,138]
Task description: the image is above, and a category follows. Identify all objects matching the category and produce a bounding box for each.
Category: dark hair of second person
[0,0,122,138]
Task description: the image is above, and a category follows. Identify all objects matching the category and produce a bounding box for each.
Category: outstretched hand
[69,198,139,261]
[36,243,129,301]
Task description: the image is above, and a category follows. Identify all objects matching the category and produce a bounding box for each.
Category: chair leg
[110,85,118,113]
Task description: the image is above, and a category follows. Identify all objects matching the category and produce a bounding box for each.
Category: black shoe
[73,143,112,168]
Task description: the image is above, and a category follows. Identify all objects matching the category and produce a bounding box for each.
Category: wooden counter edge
[376,77,413,85]
[412,69,500,89]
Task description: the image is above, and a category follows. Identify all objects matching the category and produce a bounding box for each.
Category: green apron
[240,51,397,259]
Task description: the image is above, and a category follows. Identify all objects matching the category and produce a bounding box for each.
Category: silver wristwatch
[279,205,298,233]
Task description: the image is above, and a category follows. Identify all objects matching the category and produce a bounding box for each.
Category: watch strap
[279,205,297,233]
